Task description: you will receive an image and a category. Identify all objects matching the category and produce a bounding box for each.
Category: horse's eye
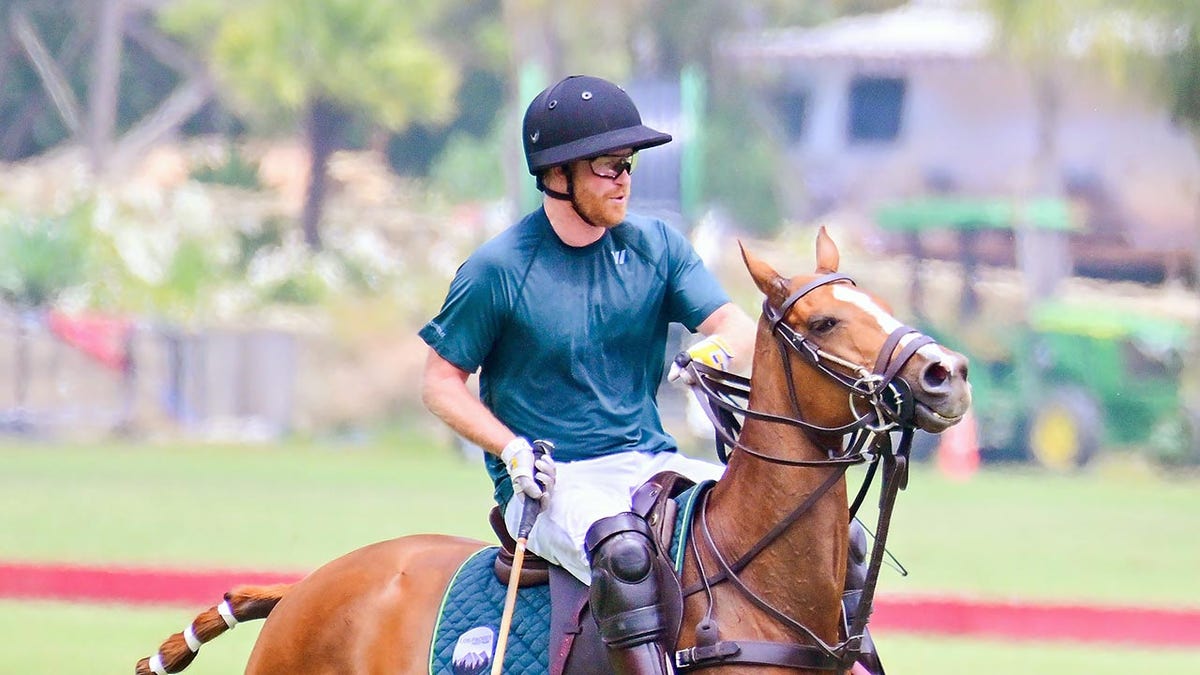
[809,317,838,334]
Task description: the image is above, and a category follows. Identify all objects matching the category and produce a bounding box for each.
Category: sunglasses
[588,154,638,179]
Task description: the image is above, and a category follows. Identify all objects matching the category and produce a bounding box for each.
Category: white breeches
[503,451,724,584]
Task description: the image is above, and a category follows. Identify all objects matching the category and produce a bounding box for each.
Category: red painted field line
[0,562,303,607]
[870,594,1200,648]
[2,562,1198,648]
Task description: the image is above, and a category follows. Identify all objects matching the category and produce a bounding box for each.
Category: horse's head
[741,227,971,436]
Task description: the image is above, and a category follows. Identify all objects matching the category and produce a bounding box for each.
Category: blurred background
[1,0,1198,672]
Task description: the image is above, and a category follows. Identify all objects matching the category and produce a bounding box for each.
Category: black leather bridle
[672,272,938,672]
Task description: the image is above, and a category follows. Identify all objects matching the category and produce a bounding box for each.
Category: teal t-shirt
[419,207,729,507]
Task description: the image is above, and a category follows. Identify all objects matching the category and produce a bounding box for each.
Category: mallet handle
[491,537,528,675]
[491,441,552,674]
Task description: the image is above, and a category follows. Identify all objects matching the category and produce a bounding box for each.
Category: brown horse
[136,228,970,674]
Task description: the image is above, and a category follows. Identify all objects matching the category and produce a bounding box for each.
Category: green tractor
[987,300,1194,469]
[876,197,1199,469]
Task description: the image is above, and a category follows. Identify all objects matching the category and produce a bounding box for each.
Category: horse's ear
[815,226,840,274]
[740,241,789,300]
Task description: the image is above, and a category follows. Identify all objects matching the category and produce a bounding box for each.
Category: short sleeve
[661,225,730,331]
[418,255,510,373]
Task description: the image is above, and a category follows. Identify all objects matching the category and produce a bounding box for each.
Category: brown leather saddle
[488,471,696,675]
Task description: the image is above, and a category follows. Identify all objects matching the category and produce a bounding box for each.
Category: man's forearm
[422,350,517,457]
[423,383,514,456]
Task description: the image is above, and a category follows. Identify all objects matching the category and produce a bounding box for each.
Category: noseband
[674,273,940,672]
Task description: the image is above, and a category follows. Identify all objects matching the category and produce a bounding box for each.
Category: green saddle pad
[429,547,550,675]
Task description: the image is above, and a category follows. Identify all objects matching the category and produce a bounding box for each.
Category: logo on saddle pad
[451,626,495,675]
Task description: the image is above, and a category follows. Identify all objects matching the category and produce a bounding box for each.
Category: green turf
[0,600,262,675]
[850,459,1200,607]
[4,436,1198,608]
[3,600,1197,675]
[0,432,497,570]
[3,435,1200,673]
[875,631,1200,674]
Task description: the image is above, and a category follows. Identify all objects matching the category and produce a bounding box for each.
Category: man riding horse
[131,77,961,675]
[420,75,874,674]
[420,74,756,673]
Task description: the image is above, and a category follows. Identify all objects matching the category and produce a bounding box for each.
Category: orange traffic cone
[936,410,979,482]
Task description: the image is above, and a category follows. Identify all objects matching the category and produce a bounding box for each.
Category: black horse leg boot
[585,513,672,675]
[844,518,885,674]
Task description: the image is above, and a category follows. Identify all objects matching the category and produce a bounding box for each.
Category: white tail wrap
[148,653,168,675]
[183,624,202,652]
[217,600,239,629]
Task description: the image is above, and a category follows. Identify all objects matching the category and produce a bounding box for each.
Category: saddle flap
[631,470,695,555]
[490,506,550,587]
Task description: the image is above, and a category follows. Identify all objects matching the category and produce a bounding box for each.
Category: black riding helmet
[522,75,672,181]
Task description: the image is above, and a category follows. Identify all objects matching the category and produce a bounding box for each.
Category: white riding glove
[501,437,557,502]
[668,335,734,386]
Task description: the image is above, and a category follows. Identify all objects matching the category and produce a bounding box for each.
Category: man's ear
[544,164,569,190]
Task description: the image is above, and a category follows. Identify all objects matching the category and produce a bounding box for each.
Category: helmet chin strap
[538,173,571,201]
[540,169,602,228]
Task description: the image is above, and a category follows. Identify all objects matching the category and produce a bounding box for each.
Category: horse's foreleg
[135,583,292,675]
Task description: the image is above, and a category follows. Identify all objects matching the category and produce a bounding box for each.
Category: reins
[673,272,934,671]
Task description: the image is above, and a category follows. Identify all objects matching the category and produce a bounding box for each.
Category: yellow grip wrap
[687,336,734,370]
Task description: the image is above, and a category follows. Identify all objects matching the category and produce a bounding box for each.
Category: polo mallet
[491,440,553,675]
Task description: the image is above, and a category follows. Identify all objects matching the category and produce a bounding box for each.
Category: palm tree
[163,0,459,249]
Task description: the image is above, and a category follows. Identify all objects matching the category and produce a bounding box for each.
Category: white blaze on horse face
[832,285,903,334]
[831,284,957,362]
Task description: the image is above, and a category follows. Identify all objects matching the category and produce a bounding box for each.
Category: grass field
[4,600,1197,675]
[3,431,1199,673]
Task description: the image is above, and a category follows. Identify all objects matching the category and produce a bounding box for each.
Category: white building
[725,0,1199,282]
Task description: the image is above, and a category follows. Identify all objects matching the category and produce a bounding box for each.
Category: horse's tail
[134,583,292,675]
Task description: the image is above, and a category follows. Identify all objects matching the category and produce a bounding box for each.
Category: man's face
[566,151,634,228]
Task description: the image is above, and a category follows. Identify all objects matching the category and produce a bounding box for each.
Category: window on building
[847,76,905,142]
[772,87,809,141]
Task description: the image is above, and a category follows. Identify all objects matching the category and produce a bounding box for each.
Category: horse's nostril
[923,362,950,389]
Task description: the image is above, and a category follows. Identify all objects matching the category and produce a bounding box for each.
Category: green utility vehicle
[972,300,1194,469]
[876,197,1198,469]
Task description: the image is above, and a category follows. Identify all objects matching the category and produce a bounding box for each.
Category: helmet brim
[527,125,672,175]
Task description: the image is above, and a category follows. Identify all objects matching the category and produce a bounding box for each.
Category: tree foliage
[162,0,457,129]
[985,0,1200,137]
[1136,0,1200,133]
[5,0,1192,246]
[0,209,90,308]
[160,0,461,248]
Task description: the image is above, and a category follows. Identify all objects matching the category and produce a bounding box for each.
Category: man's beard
[571,188,627,228]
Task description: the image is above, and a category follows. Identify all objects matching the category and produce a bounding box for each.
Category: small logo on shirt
[611,249,627,265]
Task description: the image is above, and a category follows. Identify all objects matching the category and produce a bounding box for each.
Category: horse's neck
[710,378,850,544]
[700,340,849,634]
[737,333,848,467]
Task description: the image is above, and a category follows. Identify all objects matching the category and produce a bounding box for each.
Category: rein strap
[673,271,935,671]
